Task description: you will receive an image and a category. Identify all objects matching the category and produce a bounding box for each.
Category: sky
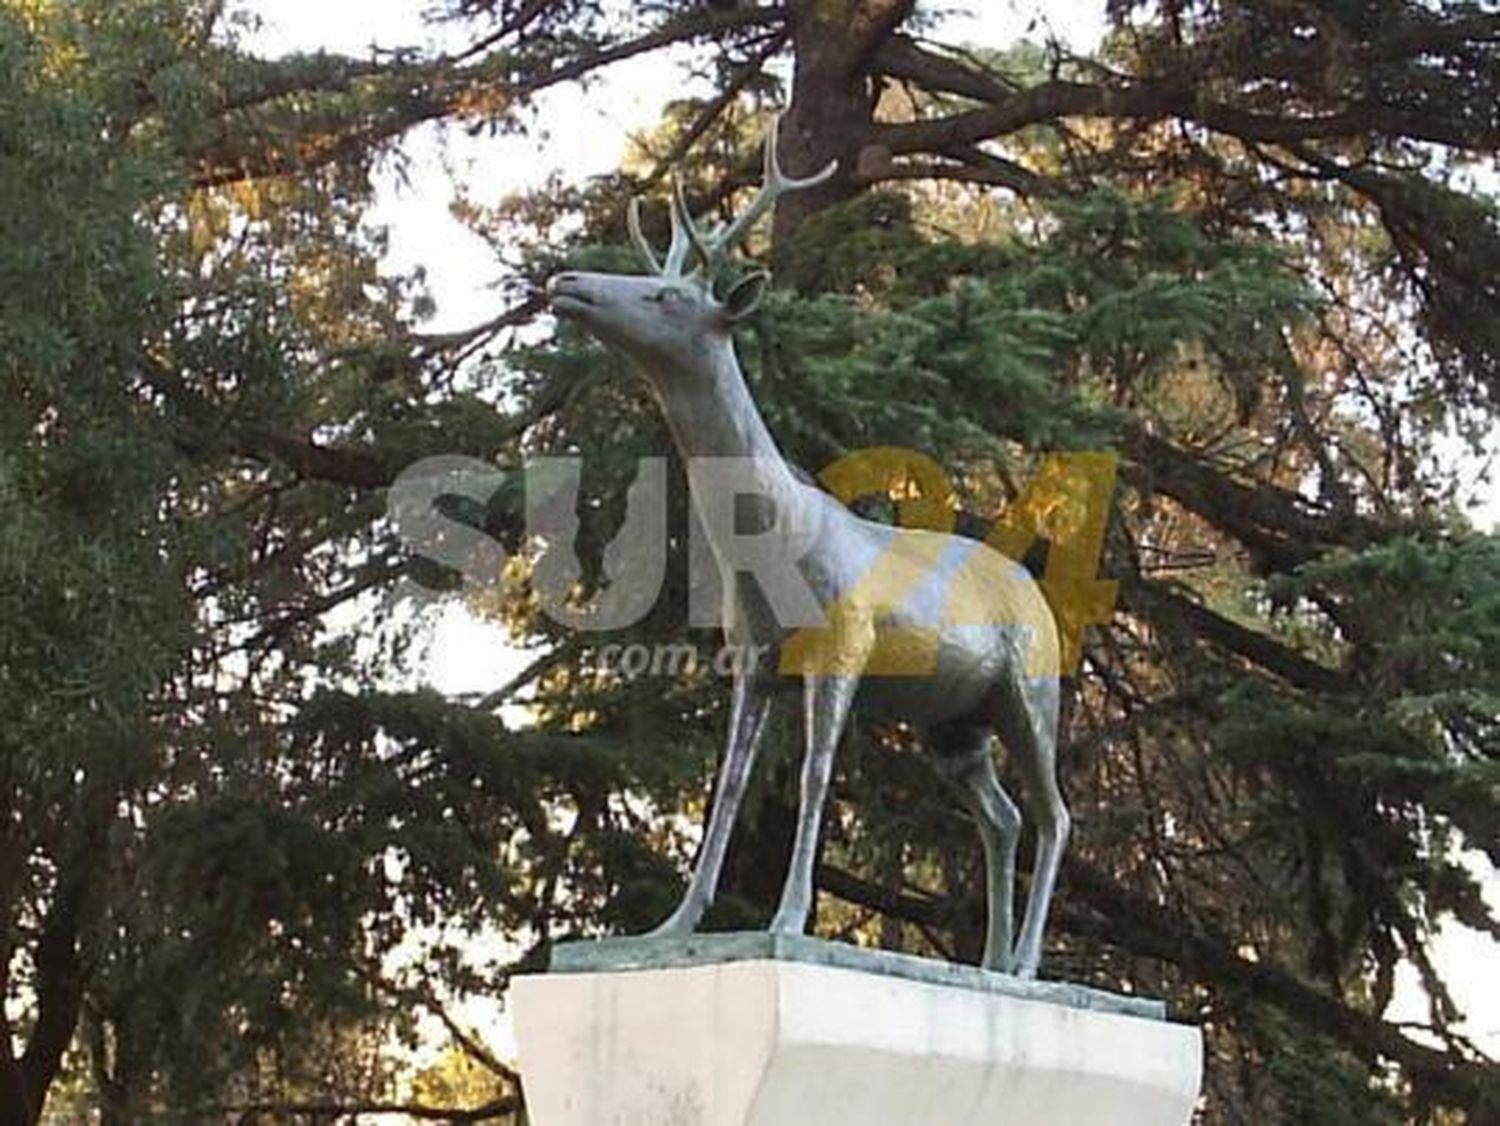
[236,0,1498,1061]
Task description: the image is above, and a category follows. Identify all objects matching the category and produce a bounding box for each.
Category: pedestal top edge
[544,932,1169,1021]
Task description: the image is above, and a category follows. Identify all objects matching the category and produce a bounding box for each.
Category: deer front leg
[769,673,859,935]
[649,671,774,937]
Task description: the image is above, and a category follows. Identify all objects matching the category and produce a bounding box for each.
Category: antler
[702,115,838,268]
[626,174,710,279]
[627,114,838,280]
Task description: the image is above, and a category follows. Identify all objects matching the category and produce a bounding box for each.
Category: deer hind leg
[934,725,1021,974]
[992,672,1069,980]
[769,673,859,935]
[650,672,774,937]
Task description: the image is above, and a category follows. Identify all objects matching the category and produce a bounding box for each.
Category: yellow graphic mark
[781,448,955,677]
[985,453,1119,676]
[780,448,1119,678]
[817,445,957,534]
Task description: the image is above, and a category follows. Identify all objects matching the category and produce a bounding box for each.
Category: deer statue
[546,116,1069,978]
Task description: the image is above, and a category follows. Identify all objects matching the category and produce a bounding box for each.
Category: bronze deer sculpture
[547,117,1069,977]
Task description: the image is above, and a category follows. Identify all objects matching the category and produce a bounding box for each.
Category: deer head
[547,116,836,379]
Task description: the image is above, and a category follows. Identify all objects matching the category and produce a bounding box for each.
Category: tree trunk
[773,0,916,250]
[1,951,44,1126]
[15,899,87,1126]
[2,814,107,1125]
[0,1055,37,1126]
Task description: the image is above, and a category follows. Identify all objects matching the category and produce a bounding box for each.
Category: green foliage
[1261,1024,1408,1126]
[722,188,1310,513]
[0,1,530,1117]
[1264,536,1500,866]
[2,0,1498,1123]
[0,8,185,785]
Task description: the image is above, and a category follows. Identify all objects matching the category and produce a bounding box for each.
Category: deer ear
[721,270,770,322]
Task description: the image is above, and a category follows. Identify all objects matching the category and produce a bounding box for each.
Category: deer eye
[647,287,684,305]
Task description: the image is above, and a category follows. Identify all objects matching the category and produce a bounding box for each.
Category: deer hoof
[981,949,1019,976]
[768,908,809,936]
[646,903,702,939]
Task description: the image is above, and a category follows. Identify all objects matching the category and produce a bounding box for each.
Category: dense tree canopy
[0,1,1497,1122]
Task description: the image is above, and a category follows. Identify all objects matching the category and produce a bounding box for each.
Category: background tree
[0,1,1496,1122]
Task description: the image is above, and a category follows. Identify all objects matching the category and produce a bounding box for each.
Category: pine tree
[0,1,1496,1122]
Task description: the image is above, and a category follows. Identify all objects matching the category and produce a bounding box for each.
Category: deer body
[547,120,1069,977]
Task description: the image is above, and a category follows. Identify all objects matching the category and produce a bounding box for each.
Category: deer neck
[648,341,802,503]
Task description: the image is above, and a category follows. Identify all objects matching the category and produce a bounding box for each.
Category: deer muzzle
[547,272,598,317]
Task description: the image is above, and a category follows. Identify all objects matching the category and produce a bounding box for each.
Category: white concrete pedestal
[511,936,1202,1126]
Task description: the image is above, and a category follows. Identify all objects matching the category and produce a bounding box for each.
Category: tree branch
[872,78,1182,156]
[190,6,790,188]
[871,73,1498,161]
[448,0,558,65]
[871,34,1017,103]
[1123,425,1389,572]
[816,862,949,928]
[640,29,790,187]
[859,145,1056,197]
[228,425,397,489]
[1122,580,1353,696]
[217,1097,518,1122]
[1060,862,1499,1116]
